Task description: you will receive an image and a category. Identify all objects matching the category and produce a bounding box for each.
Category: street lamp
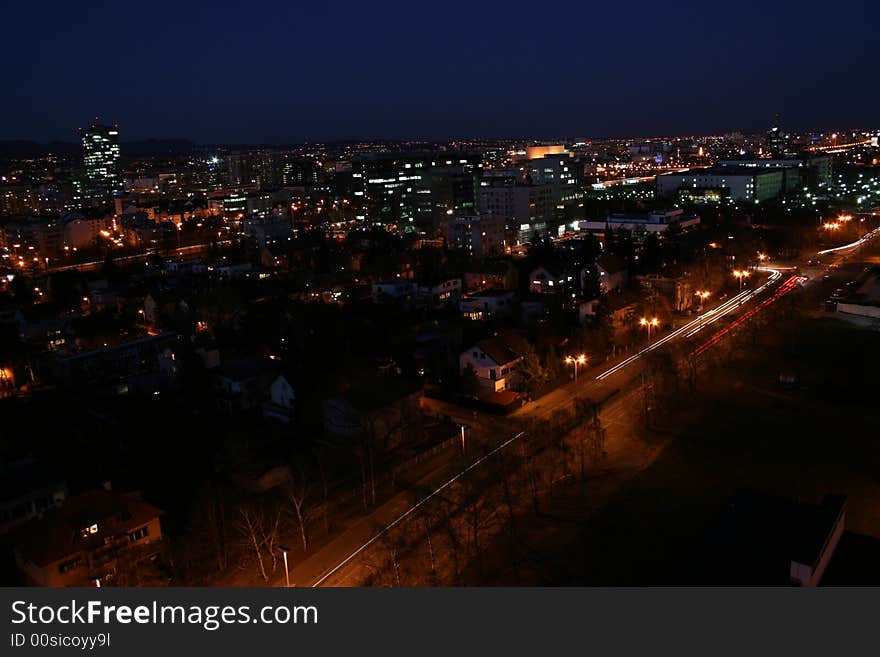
[277,545,291,587]
[564,353,587,382]
[756,252,768,263]
[639,317,659,340]
[459,424,468,456]
[694,290,710,310]
[733,269,750,289]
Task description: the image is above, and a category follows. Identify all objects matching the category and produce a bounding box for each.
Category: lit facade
[80,123,122,198]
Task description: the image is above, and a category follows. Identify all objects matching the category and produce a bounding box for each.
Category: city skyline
[0,120,874,151]
[3,1,879,143]
[3,0,880,600]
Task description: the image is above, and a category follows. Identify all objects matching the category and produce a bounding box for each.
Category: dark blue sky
[3,0,878,143]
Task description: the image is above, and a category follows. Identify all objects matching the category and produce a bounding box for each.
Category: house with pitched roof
[595,255,628,293]
[459,331,529,394]
[13,487,163,587]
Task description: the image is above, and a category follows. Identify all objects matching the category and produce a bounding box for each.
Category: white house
[595,255,628,293]
[417,277,462,307]
[459,332,527,394]
[263,374,295,423]
[529,266,577,294]
[459,289,516,321]
[213,355,277,413]
[578,299,600,323]
[372,279,416,302]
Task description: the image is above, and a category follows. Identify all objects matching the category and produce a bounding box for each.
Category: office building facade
[80,123,122,198]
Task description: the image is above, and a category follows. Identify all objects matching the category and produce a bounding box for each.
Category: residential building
[459,331,528,394]
[595,255,628,293]
[55,332,180,394]
[529,265,578,294]
[13,488,163,587]
[0,460,67,535]
[0,216,63,261]
[459,289,516,321]
[322,379,422,450]
[263,374,296,424]
[443,213,506,258]
[213,355,278,414]
[464,260,518,292]
[417,277,462,307]
[372,279,416,302]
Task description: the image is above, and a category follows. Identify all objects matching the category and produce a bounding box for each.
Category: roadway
[303,267,797,586]
[279,224,880,587]
[44,241,223,273]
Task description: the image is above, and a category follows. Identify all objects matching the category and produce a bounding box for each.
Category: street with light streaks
[302,243,863,587]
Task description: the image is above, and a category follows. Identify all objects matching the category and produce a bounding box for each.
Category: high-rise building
[525,152,583,222]
[80,123,122,198]
[352,152,482,230]
[479,177,553,244]
[766,116,789,157]
[227,150,282,188]
[413,165,480,235]
[443,213,506,258]
[281,155,320,187]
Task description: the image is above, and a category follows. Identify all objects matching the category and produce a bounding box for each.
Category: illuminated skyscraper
[80,122,122,197]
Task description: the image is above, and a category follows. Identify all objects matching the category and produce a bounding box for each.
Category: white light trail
[312,432,527,586]
[816,227,880,255]
[595,268,781,381]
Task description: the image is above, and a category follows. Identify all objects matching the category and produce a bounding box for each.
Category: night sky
[4,0,879,143]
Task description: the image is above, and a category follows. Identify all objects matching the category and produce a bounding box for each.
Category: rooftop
[14,489,163,567]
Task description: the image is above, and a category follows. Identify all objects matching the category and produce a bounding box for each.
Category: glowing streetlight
[756,252,768,263]
[694,290,710,309]
[564,353,587,382]
[277,545,291,587]
[733,269,750,289]
[639,317,659,340]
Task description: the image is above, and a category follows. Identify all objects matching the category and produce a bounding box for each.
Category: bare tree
[287,468,311,553]
[236,502,282,584]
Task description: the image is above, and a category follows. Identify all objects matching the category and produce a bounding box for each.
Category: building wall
[459,349,520,393]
